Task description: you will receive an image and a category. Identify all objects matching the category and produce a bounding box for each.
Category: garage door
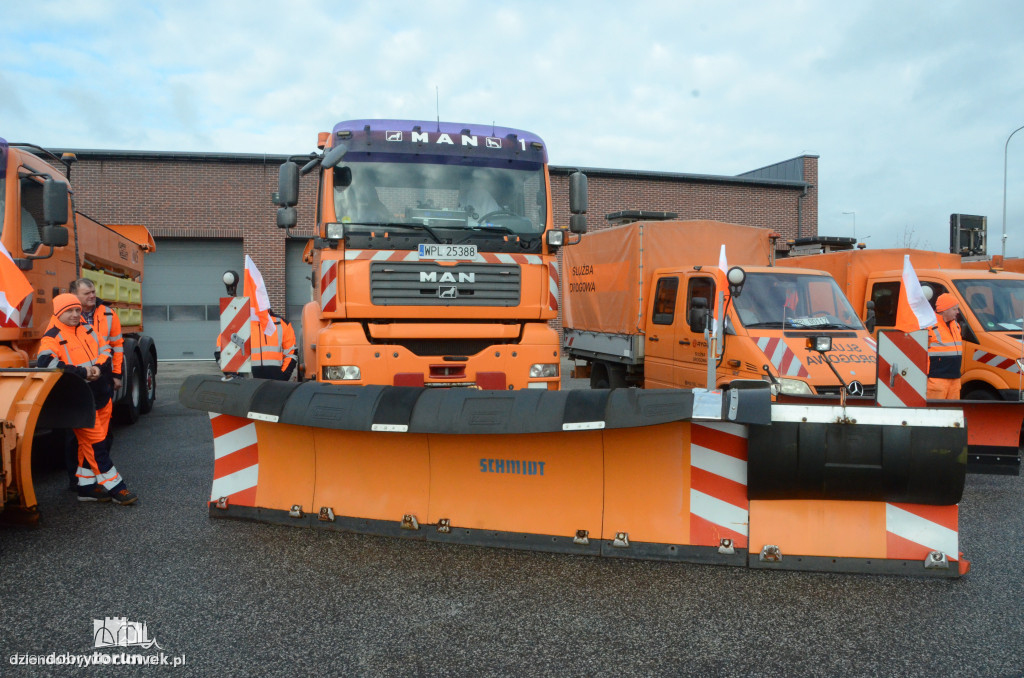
[143,239,243,360]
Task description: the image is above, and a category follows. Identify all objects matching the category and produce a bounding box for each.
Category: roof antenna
[436,86,440,132]
[492,121,496,136]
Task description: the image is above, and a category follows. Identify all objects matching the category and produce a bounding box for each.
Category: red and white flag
[714,244,728,341]
[895,254,938,331]
[243,255,275,337]
[0,240,33,328]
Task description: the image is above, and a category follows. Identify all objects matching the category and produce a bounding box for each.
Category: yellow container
[95,272,117,301]
[116,307,142,326]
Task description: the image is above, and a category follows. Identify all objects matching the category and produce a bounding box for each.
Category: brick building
[55,148,817,358]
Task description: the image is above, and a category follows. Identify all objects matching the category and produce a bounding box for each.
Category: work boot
[78,485,111,502]
[110,487,138,506]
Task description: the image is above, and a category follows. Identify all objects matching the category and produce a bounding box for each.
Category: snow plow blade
[0,369,96,523]
[180,376,969,577]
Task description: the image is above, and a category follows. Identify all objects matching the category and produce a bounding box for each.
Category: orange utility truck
[563,219,877,397]
[274,120,587,390]
[1,138,158,520]
[786,247,1024,402]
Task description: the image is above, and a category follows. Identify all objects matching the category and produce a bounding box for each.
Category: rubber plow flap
[747,405,967,505]
[179,375,773,431]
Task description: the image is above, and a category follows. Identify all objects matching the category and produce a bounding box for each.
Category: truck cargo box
[563,220,774,336]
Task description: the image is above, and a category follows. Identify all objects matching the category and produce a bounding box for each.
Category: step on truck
[273,119,588,390]
[0,138,158,521]
[563,218,878,398]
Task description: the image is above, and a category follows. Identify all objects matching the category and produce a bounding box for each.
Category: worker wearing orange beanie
[37,294,137,505]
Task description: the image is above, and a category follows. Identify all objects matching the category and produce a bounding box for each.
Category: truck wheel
[114,360,142,425]
[139,354,157,414]
[589,362,610,389]
[963,387,998,401]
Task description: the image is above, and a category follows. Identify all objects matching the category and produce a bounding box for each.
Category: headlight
[777,378,812,395]
[325,222,345,239]
[529,363,559,378]
[323,365,361,380]
[546,230,565,247]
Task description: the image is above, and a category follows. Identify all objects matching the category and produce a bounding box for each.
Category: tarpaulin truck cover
[563,220,774,336]
[785,248,962,311]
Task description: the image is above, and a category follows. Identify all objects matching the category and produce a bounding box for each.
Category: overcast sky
[3,1,1023,254]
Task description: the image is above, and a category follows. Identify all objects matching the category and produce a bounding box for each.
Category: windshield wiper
[347,221,443,243]
[468,224,515,235]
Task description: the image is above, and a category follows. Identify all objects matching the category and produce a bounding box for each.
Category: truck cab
[277,120,586,390]
[646,266,875,396]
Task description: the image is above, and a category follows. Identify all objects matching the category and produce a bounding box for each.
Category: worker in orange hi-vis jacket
[926,293,963,400]
[37,294,138,505]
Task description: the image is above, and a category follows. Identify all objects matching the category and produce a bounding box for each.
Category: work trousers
[74,401,126,494]
[926,377,961,400]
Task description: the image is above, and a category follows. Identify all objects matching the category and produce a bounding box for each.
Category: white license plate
[418,243,477,260]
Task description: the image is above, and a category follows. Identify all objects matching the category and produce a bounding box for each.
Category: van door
[675,273,717,388]
[645,275,680,388]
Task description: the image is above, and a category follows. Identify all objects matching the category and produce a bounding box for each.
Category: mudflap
[182,376,970,577]
[0,369,95,522]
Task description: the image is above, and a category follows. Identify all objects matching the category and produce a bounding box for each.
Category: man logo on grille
[439,286,458,299]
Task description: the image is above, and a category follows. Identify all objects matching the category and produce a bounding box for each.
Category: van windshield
[734,272,864,330]
[954,278,1024,331]
[331,157,547,236]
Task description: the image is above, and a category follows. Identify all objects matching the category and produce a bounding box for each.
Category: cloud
[2,0,1023,253]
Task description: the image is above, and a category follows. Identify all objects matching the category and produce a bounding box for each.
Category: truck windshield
[954,278,1024,331]
[734,272,864,330]
[332,157,547,235]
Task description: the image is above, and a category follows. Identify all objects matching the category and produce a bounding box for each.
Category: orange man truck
[786,247,1024,401]
[274,119,586,390]
[563,219,877,397]
[1,138,158,520]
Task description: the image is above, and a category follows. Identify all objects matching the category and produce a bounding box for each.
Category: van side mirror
[278,162,300,207]
[43,178,69,225]
[689,296,709,332]
[865,300,876,333]
[569,171,587,214]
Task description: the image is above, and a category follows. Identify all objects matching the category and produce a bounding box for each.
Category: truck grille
[397,339,498,357]
[816,385,877,398]
[370,262,521,307]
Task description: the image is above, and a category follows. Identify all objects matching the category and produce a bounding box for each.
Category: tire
[589,362,610,390]
[139,353,157,414]
[963,387,998,401]
[114,358,142,425]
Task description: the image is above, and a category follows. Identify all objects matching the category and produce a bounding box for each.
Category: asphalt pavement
[1,361,1023,677]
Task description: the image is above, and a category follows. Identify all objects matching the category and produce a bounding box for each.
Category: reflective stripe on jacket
[927,319,962,379]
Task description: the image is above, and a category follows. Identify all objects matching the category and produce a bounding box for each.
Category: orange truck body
[294,120,563,390]
[563,220,877,396]
[786,248,1024,401]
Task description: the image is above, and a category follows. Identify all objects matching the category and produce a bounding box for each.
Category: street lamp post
[1003,124,1024,259]
[842,211,856,240]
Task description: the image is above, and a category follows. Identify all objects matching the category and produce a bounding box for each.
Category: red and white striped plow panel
[876,330,928,407]
[885,502,959,563]
[209,413,259,506]
[218,297,251,373]
[755,337,810,378]
[690,421,749,548]
[972,350,1021,374]
[548,263,559,312]
[319,260,338,313]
